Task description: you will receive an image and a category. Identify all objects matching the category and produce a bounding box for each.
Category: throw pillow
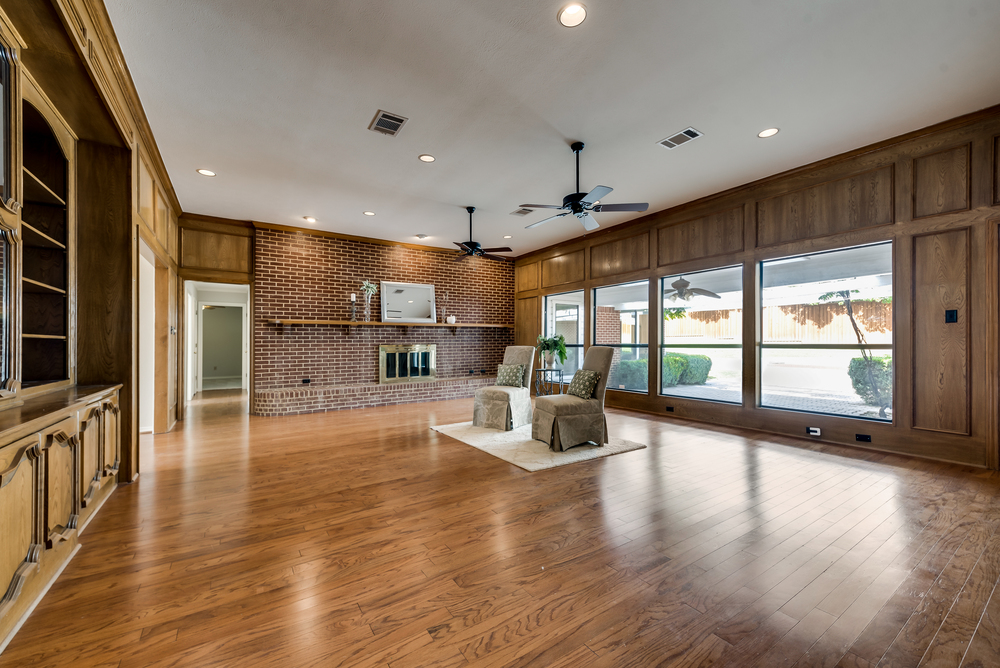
[567,369,601,399]
[495,363,525,387]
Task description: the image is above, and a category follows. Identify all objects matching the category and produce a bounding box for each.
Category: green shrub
[617,358,649,390]
[678,354,712,385]
[848,355,893,406]
[662,353,688,387]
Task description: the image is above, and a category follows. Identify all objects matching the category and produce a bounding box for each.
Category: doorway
[184,281,250,403]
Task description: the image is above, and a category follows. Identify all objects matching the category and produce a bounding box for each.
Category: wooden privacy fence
[662,302,893,344]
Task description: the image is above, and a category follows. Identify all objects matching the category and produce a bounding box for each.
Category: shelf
[22,334,67,340]
[268,319,512,328]
[21,221,66,249]
[23,277,66,294]
[23,167,67,207]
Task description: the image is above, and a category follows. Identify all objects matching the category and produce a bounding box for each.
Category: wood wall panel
[154,186,169,249]
[591,233,649,279]
[515,297,539,346]
[181,229,251,273]
[44,431,75,543]
[994,136,1000,206]
[658,207,744,266]
[138,157,153,229]
[912,144,971,219]
[912,229,970,434]
[516,263,538,293]
[541,250,585,288]
[756,166,893,246]
[76,141,136,482]
[78,409,101,508]
[0,441,34,612]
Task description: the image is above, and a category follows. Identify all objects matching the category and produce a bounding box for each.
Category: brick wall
[252,228,514,415]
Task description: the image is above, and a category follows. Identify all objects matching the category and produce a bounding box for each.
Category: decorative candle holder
[350,300,357,322]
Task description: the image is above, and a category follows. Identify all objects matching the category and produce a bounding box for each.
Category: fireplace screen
[379,344,437,384]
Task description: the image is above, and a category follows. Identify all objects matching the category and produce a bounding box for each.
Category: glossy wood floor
[4,393,1000,667]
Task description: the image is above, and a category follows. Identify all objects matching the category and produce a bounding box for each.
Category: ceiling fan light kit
[521,141,648,232]
[453,206,512,262]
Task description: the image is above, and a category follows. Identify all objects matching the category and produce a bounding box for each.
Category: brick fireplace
[251,227,514,416]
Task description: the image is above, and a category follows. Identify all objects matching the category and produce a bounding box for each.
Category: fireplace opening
[379,344,437,384]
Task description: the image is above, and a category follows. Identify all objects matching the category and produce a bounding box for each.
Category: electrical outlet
[807,427,821,436]
[665,406,674,413]
[856,433,872,442]
[302,378,311,384]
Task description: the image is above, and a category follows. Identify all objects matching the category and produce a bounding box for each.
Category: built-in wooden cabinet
[0,5,128,651]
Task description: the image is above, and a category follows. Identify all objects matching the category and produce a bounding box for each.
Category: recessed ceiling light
[196,169,216,177]
[415,234,428,239]
[558,3,587,27]
[303,216,316,223]
[503,235,512,239]
[363,211,376,216]
[758,128,780,138]
[418,154,435,163]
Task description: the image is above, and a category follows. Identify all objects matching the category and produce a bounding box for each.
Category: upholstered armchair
[472,345,536,430]
[532,346,614,451]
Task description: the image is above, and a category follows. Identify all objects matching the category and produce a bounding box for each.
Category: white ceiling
[104,0,1000,256]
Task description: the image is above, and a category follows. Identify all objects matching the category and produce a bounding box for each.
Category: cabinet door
[79,403,102,508]
[42,417,78,548]
[0,435,42,617]
[102,393,120,479]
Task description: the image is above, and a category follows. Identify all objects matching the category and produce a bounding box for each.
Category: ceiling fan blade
[480,247,512,253]
[482,253,511,262]
[580,185,613,206]
[454,241,471,251]
[453,253,469,262]
[519,204,564,209]
[689,288,722,299]
[525,212,570,229]
[592,202,649,213]
[579,213,599,231]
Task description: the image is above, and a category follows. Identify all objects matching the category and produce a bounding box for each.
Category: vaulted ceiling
[104,0,1000,256]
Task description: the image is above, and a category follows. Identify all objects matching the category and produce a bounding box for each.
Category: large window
[661,266,742,404]
[543,291,584,381]
[594,280,648,393]
[760,242,893,421]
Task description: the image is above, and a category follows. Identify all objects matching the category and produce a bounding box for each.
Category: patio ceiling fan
[520,142,649,232]
[453,206,512,262]
[664,277,721,302]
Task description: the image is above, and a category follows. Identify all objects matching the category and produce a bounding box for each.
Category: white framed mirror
[380,281,437,323]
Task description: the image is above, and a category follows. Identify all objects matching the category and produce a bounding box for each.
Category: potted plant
[360,280,378,321]
[536,334,568,368]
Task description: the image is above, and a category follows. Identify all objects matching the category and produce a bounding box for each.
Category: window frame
[592,279,650,395]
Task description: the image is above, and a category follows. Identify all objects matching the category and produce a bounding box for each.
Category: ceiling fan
[453,206,512,261]
[664,277,721,302]
[520,141,649,232]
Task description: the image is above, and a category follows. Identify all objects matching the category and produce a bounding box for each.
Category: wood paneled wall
[178,214,254,284]
[514,105,1000,468]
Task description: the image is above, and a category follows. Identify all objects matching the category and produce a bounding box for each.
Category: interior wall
[252,228,514,412]
[513,107,1000,469]
[138,249,155,432]
[202,307,243,380]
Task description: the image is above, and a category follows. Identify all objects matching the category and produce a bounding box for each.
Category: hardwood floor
[3,395,1000,667]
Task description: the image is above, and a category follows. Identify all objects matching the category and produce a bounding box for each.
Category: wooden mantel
[267,319,514,335]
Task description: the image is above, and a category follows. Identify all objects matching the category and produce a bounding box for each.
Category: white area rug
[431,422,646,472]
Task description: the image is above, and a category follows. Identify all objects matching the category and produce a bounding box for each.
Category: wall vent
[368,110,409,136]
[658,127,702,150]
[510,208,533,217]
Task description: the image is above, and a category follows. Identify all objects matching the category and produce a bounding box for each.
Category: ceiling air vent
[368,110,409,136]
[658,127,702,150]
[510,208,533,217]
